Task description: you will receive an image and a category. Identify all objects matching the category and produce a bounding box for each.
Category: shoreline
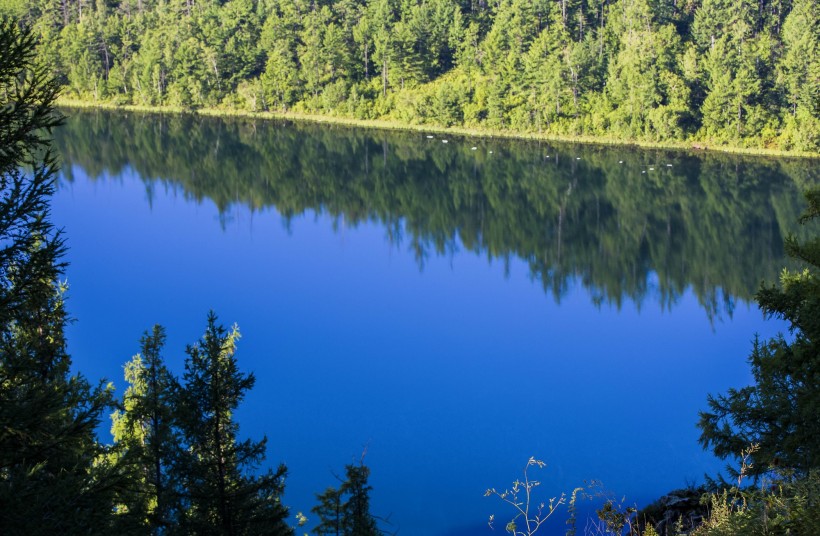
[56,98,820,160]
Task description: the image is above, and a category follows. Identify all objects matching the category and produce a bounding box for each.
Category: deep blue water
[51,111,810,534]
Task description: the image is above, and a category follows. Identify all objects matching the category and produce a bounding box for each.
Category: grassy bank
[56,98,820,160]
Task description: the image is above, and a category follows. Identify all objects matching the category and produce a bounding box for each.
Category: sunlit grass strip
[56,98,820,160]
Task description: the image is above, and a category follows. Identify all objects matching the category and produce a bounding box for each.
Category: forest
[1,0,818,152]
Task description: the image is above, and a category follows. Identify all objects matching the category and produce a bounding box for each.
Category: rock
[638,486,710,535]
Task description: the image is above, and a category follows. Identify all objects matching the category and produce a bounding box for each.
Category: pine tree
[260,37,300,111]
[0,16,121,534]
[312,460,380,536]
[177,312,292,536]
[339,463,379,536]
[779,0,820,151]
[312,486,344,536]
[109,325,184,534]
[699,189,820,477]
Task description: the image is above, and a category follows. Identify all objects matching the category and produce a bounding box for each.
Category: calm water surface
[51,111,816,534]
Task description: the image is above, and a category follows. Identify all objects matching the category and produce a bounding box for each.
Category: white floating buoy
[426,135,434,139]
[642,171,646,173]
[546,156,550,158]
[489,151,493,154]
[667,164,672,167]
[471,147,477,150]
[619,160,623,163]
[576,157,581,160]
[442,140,448,143]
[649,167,654,170]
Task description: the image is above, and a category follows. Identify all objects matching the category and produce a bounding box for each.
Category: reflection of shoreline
[56,100,820,160]
[53,110,815,317]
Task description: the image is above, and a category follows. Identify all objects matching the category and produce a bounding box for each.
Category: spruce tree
[699,189,820,477]
[312,486,344,536]
[312,460,380,536]
[339,463,380,536]
[109,325,184,534]
[0,16,120,534]
[177,312,292,536]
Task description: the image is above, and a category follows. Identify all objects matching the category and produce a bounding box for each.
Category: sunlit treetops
[4,0,818,152]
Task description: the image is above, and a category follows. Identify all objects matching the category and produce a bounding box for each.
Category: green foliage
[108,314,293,535]
[692,471,820,536]
[777,0,820,152]
[595,500,637,534]
[0,16,122,534]
[260,36,300,111]
[176,312,292,536]
[699,189,820,477]
[109,325,184,534]
[23,0,820,151]
[313,486,344,535]
[312,460,381,536]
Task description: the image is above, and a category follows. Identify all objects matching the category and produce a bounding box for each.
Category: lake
[51,110,816,535]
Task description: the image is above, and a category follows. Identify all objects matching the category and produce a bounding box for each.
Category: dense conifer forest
[1,0,818,151]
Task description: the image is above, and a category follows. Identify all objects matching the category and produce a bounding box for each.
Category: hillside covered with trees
[2,0,819,152]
